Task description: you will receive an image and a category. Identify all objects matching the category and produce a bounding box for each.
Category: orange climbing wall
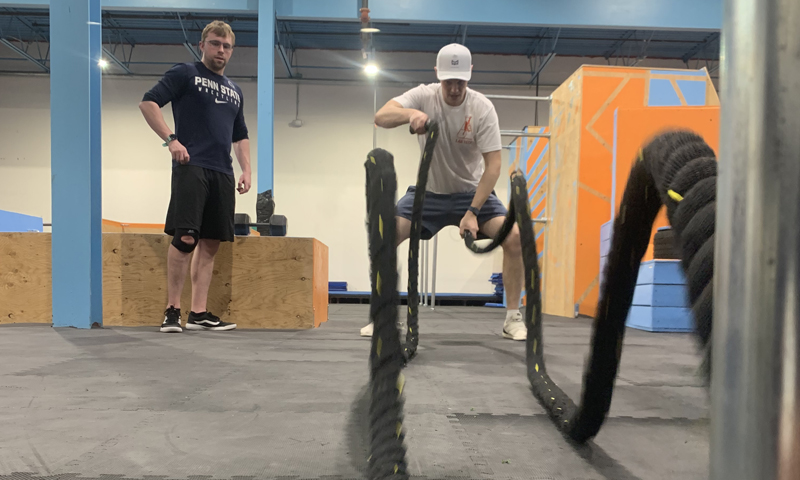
[544,65,719,318]
[508,126,549,276]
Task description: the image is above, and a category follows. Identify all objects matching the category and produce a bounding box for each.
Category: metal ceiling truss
[604,29,655,67]
[526,27,559,85]
[275,17,296,78]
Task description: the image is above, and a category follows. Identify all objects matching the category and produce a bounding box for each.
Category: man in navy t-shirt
[139,20,249,334]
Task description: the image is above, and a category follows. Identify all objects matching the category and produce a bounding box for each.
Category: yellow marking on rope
[557,407,562,411]
[377,337,382,357]
[368,455,372,462]
[396,422,402,438]
[370,155,376,164]
[379,216,384,239]
[531,270,536,289]
[377,272,382,295]
[397,373,405,396]
[535,363,539,372]
[564,420,569,424]
[423,152,427,160]
[409,327,413,333]
[394,465,399,474]
[408,306,412,314]
[516,185,520,195]
[551,397,555,402]
[637,149,643,162]
[430,131,434,139]
[533,338,537,354]
[668,189,684,202]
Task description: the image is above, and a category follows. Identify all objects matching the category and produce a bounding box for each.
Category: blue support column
[257,0,275,201]
[49,0,103,328]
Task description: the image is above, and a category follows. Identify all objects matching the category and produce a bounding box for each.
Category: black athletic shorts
[164,165,235,242]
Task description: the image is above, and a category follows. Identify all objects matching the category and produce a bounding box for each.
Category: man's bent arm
[139,101,173,142]
[374,100,422,128]
[233,139,251,174]
[470,150,502,211]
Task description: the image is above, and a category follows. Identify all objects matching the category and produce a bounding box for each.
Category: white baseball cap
[436,43,472,81]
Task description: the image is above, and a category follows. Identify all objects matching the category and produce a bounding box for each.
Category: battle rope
[465,129,717,443]
[364,148,408,480]
[365,125,716,479]
[403,122,440,362]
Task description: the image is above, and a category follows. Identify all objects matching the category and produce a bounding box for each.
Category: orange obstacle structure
[515,65,719,318]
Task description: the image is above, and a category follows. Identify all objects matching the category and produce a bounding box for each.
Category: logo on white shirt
[457,116,474,144]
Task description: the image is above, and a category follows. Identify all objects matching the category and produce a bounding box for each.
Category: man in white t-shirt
[360,43,526,341]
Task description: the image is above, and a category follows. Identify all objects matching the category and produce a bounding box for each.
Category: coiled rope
[365,127,716,479]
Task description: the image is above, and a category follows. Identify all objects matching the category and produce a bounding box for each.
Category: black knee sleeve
[172,228,199,253]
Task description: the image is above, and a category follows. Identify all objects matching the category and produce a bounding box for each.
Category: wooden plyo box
[0,233,329,329]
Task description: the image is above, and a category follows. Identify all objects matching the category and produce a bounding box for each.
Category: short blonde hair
[201,20,235,45]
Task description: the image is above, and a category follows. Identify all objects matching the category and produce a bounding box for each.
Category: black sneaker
[160,307,182,333]
[186,311,237,331]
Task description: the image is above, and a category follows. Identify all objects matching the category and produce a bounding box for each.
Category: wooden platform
[0,233,328,329]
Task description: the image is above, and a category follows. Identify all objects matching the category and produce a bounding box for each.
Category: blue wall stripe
[526,142,550,179]
[527,162,547,196]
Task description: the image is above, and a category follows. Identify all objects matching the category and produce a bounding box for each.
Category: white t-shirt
[392,83,502,194]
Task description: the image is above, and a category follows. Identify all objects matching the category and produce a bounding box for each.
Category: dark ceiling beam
[681,31,720,62]
[602,30,635,59]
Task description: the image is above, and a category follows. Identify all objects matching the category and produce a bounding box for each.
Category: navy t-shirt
[143,62,248,176]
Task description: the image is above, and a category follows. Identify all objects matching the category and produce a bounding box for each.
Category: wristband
[162,134,177,147]
[467,206,480,217]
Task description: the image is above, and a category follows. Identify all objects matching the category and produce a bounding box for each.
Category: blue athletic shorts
[395,186,508,240]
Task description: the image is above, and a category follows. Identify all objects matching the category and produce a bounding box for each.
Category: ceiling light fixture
[364,63,379,76]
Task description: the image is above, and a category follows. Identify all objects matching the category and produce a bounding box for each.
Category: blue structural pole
[256,0,275,222]
[49,0,103,328]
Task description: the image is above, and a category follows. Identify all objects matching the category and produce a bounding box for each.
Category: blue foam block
[0,210,43,232]
[600,220,612,242]
[632,284,689,307]
[637,260,686,285]
[627,306,693,332]
[600,237,611,257]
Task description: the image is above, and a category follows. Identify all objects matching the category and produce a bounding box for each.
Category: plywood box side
[313,239,329,328]
[543,69,582,317]
[0,232,52,324]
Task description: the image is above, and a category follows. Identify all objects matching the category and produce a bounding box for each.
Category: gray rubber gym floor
[0,305,708,480]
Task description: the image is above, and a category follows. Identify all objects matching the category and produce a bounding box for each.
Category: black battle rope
[364,148,408,480]
[465,130,716,443]
[403,121,440,363]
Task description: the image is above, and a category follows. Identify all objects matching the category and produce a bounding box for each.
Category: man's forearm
[139,101,173,142]
[375,106,418,128]
[471,162,501,210]
[234,139,251,173]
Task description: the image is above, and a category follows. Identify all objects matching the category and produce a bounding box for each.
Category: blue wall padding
[0,210,43,232]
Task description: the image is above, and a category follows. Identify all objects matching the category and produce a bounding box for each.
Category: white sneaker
[502,312,527,341]
[360,322,374,337]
